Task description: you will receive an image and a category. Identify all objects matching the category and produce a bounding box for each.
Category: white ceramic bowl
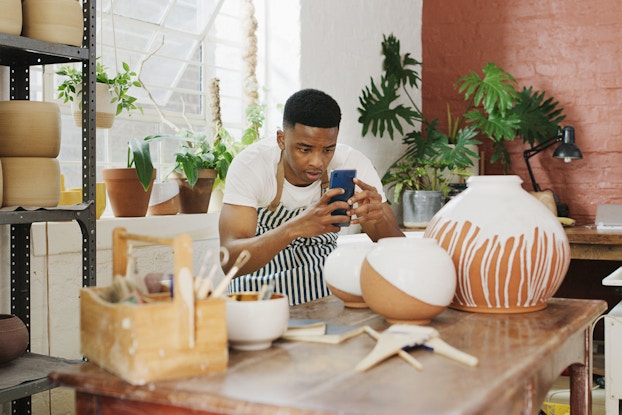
[226,292,289,351]
[323,241,375,308]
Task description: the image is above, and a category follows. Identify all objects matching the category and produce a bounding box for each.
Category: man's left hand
[348,178,385,225]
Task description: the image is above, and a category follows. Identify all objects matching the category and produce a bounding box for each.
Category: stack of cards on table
[282,319,365,344]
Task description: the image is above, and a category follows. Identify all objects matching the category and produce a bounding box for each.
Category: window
[55,0,276,189]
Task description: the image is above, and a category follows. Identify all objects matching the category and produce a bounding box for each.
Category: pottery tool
[258,279,275,301]
[364,326,423,371]
[420,337,479,367]
[210,249,251,299]
[195,263,220,300]
[356,324,478,372]
[178,267,195,348]
[356,324,436,372]
[194,250,214,292]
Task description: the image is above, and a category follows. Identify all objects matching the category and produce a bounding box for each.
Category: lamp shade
[553,126,583,162]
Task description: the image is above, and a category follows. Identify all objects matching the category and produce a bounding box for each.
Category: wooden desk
[50,296,606,415]
[566,226,622,260]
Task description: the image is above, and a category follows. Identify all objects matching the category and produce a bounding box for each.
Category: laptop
[595,204,622,230]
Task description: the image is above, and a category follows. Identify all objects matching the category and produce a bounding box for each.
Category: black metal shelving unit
[0,1,96,413]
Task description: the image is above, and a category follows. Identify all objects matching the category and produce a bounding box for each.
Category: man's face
[277,123,339,186]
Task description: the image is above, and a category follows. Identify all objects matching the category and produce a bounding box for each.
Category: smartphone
[328,169,356,227]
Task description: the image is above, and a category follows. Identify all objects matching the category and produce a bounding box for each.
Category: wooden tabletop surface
[565,226,622,260]
[50,296,607,415]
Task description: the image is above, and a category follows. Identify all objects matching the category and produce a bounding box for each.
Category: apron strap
[268,151,285,212]
[268,151,331,212]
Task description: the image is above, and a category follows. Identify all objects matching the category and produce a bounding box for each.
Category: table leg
[569,327,592,415]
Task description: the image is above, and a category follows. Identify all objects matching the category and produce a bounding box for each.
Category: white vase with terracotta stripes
[424,175,570,313]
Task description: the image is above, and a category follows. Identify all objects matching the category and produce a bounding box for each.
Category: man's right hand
[286,187,350,238]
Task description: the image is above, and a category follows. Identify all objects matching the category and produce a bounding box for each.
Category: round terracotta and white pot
[424,175,571,313]
[0,157,60,207]
[324,241,375,308]
[360,237,457,324]
[148,181,180,216]
[22,0,83,46]
[71,83,117,129]
[0,314,29,364]
[0,0,22,35]
[0,100,61,158]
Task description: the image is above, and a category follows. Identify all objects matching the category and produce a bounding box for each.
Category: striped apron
[228,152,338,305]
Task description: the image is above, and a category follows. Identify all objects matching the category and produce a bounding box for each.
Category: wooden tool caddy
[80,227,228,385]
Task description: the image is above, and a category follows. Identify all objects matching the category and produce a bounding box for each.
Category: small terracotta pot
[170,169,216,214]
[22,0,83,46]
[0,314,29,365]
[0,0,22,35]
[0,101,61,158]
[102,168,156,217]
[0,157,60,207]
[71,83,117,129]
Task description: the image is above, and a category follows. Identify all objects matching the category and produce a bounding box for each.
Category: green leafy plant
[56,60,143,116]
[448,64,565,168]
[146,125,257,189]
[358,34,479,201]
[127,138,154,191]
[359,33,567,204]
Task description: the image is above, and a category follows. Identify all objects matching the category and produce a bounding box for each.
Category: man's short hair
[282,89,341,130]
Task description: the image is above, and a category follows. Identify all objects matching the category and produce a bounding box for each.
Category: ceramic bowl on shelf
[323,241,375,308]
[0,100,61,158]
[226,292,289,351]
[148,182,180,216]
[360,237,456,325]
[0,314,29,364]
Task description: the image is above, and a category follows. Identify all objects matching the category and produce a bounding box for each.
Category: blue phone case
[329,169,356,226]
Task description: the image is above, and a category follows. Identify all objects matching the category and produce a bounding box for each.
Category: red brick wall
[422,0,622,224]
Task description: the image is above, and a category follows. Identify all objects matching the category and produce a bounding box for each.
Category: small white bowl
[226,292,289,351]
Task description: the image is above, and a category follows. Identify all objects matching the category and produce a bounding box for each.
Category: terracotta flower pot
[0,0,22,36]
[0,314,29,364]
[0,157,60,207]
[22,0,83,46]
[71,83,117,129]
[102,168,156,217]
[169,169,216,214]
[0,100,61,158]
[424,175,571,313]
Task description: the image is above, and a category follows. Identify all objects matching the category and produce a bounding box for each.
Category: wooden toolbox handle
[112,227,196,349]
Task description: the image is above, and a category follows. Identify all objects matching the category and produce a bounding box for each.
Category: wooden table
[566,226,622,260]
[51,296,606,415]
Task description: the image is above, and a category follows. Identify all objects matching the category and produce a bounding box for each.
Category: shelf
[0,353,83,403]
[0,202,94,225]
[0,33,88,66]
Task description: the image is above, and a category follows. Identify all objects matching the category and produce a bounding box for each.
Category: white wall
[299,0,423,180]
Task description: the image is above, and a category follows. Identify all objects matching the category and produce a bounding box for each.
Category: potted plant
[358,34,567,225]
[448,63,566,170]
[101,138,155,217]
[358,34,479,226]
[56,59,143,129]
[146,128,244,214]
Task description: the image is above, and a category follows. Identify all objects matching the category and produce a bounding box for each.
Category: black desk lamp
[523,125,583,192]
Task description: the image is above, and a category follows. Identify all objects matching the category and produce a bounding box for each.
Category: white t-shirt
[223,138,386,210]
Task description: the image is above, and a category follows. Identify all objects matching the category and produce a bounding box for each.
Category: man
[219,89,404,305]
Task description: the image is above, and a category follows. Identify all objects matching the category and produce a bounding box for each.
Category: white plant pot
[71,83,118,129]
